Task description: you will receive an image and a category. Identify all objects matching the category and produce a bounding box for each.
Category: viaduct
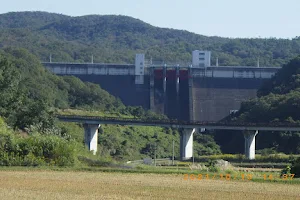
[43,50,281,160]
[57,115,300,161]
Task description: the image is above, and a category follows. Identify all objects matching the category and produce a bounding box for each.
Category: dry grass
[0,170,299,200]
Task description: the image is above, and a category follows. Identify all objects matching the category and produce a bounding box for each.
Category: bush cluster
[195,154,298,163]
[0,130,78,167]
[290,158,300,177]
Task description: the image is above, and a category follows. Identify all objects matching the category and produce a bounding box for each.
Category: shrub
[196,153,295,163]
[257,148,277,156]
[207,159,217,167]
[206,159,220,172]
[280,165,291,177]
[290,158,300,178]
[224,169,235,175]
[78,156,114,167]
[0,131,78,167]
[208,166,220,173]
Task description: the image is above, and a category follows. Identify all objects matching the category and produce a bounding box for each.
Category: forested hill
[1,11,300,66]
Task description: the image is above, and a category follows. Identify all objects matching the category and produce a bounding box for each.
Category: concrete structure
[58,115,300,160]
[43,52,281,159]
[83,124,100,155]
[43,62,280,122]
[135,54,145,84]
[192,50,211,67]
[244,130,258,160]
[180,128,195,160]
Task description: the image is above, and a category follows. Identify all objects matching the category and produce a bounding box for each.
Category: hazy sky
[0,0,299,38]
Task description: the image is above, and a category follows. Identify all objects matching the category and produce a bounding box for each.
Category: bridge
[43,50,281,122]
[58,115,300,160]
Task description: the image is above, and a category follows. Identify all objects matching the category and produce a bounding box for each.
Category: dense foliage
[1,11,300,66]
[58,122,221,161]
[291,157,300,177]
[98,125,180,160]
[0,117,79,166]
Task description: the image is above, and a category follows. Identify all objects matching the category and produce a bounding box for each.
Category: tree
[0,55,21,120]
[0,52,55,131]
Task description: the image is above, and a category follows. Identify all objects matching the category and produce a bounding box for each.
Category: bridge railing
[56,115,300,128]
[42,62,134,66]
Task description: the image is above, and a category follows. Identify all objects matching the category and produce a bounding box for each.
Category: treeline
[1,12,300,66]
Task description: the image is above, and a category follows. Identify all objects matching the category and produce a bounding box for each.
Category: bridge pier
[180,128,195,160]
[176,67,180,94]
[163,66,167,114]
[84,124,100,155]
[150,68,155,110]
[163,65,167,93]
[244,130,258,160]
[188,67,194,121]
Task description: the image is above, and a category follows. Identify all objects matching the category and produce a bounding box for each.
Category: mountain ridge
[0,11,299,66]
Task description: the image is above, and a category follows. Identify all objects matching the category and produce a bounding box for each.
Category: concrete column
[176,67,180,95]
[163,65,167,115]
[180,128,195,160]
[150,67,155,110]
[84,124,100,155]
[175,67,180,119]
[188,67,194,121]
[244,130,258,160]
[163,65,167,93]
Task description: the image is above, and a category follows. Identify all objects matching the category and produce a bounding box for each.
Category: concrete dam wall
[71,75,151,109]
[191,78,266,121]
[152,69,190,121]
[61,70,266,122]
[68,71,190,121]
[43,62,279,122]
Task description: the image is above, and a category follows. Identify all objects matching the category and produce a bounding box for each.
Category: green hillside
[1,11,300,66]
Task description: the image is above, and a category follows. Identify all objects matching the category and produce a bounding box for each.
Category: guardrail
[56,115,300,128]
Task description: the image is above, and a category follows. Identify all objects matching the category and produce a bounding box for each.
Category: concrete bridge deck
[58,115,300,160]
[57,115,300,131]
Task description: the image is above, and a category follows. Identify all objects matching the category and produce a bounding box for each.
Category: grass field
[0,170,299,200]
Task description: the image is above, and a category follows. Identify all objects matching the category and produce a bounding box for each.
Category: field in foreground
[0,170,299,200]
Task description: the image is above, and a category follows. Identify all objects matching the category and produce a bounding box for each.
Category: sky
[0,0,299,39]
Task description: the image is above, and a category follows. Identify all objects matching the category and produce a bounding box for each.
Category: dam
[43,51,280,122]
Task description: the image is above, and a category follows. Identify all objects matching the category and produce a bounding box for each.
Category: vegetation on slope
[0,117,80,166]
[1,11,300,66]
